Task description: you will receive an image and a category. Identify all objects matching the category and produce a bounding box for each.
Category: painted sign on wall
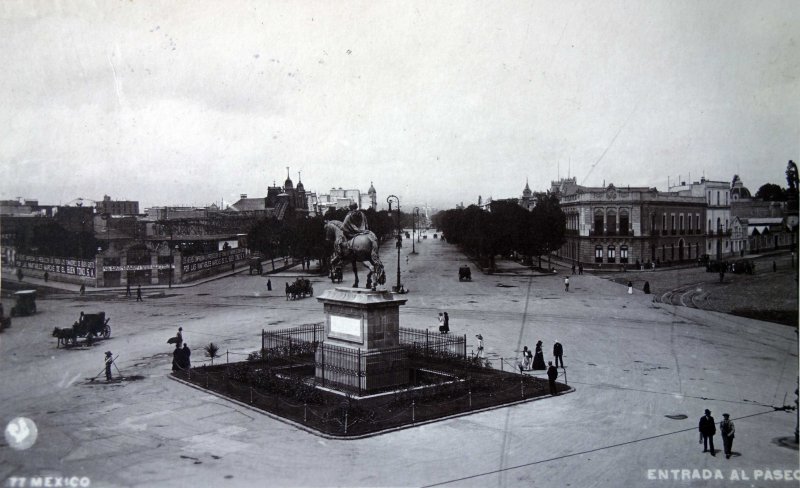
[15,254,96,278]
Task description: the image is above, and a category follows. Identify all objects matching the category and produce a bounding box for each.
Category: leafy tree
[787,160,798,211]
[754,183,787,202]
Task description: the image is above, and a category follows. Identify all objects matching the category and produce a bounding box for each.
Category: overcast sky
[1,0,798,210]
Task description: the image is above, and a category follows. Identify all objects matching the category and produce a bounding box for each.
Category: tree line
[432,193,567,270]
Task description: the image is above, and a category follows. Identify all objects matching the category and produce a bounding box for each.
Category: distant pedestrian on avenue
[437,312,444,332]
[44,271,48,282]
[578,263,583,275]
[136,285,142,301]
[571,263,576,275]
[80,284,85,296]
[475,334,484,359]
[442,312,450,334]
[699,409,716,455]
[126,283,131,297]
[627,281,633,294]
[176,327,183,348]
[720,413,735,458]
[105,351,114,381]
[532,340,546,370]
[564,276,569,292]
[16,268,23,282]
[267,279,272,291]
[553,341,564,368]
[547,361,558,395]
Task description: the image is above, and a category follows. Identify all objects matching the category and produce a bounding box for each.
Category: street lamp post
[415,207,420,243]
[411,206,417,255]
[387,195,401,292]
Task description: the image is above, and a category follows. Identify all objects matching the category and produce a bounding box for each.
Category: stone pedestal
[315,287,408,394]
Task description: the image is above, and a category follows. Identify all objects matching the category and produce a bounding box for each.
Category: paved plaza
[1,237,798,487]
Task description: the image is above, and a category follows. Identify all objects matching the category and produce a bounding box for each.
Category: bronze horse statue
[324,220,385,290]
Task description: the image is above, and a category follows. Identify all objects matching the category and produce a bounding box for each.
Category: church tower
[368,181,377,209]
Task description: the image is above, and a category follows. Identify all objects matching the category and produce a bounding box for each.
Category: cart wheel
[103,325,111,338]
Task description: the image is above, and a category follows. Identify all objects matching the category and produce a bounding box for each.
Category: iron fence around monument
[261,324,325,356]
[316,343,409,395]
[399,327,467,360]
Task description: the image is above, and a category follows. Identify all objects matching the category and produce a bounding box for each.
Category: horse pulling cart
[285,279,313,300]
[330,266,343,283]
[52,312,111,347]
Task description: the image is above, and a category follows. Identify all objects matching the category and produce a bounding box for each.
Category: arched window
[619,209,630,235]
[607,245,616,263]
[606,209,617,235]
[595,245,603,263]
[620,245,629,263]
[594,209,604,235]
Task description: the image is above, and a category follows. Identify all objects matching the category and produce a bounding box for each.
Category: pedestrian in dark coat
[105,351,113,381]
[564,276,569,292]
[172,344,181,372]
[136,285,142,301]
[547,361,558,395]
[571,264,576,275]
[442,312,450,334]
[720,413,735,458]
[699,409,716,455]
[267,279,272,291]
[176,327,183,348]
[126,283,131,297]
[578,263,583,275]
[182,344,191,369]
[553,341,564,368]
[532,340,546,370]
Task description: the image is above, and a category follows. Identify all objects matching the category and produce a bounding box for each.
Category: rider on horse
[338,203,369,262]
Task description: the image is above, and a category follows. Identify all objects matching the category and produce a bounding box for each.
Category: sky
[1,0,798,211]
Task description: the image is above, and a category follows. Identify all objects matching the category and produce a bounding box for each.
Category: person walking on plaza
[104,351,114,381]
[44,271,48,282]
[172,344,181,372]
[522,346,532,370]
[699,409,716,455]
[176,327,183,348]
[181,343,191,370]
[564,276,569,292]
[80,284,85,296]
[578,262,583,275]
[547,361,558,395]
[553,341,564,368]
[720,413,735,458]
[442,312,450,334]
[267,279,272,291]
[437,312,444,332]
[126,283,131,298]
[532,340,546,370]
[627,281,633,294]
[136,285,142,302]
[475,334,484,359]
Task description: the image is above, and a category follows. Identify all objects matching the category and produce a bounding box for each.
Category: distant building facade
[96,195,140,215]
[552,179,708,266]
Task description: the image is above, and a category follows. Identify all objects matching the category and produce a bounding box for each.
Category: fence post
[250,387,253,404]
[321,344,326,387]
[304,403,308,423]
[521,377,524,398]
[226,350,229,364]
[425,329,429,352]
[262,329,265,352]
[501,357,503,372]
[357,348,362,397]
[468,389,472,408]
[412,400,415,423]
[344,411,348,434]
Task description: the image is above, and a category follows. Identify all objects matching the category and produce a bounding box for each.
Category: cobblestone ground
[597,252,798,325]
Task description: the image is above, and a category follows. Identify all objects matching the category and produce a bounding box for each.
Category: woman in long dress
[532,340,547,370]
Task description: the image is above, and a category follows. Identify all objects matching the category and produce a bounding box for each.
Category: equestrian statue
[325,203,385,290]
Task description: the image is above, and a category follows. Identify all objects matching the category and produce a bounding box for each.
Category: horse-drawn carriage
[458,265,472,281]
[330,266,343,283]
[286,278,313,300]
[52,312,111,347]
[248,253,265,275]
[10,290,37,317]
